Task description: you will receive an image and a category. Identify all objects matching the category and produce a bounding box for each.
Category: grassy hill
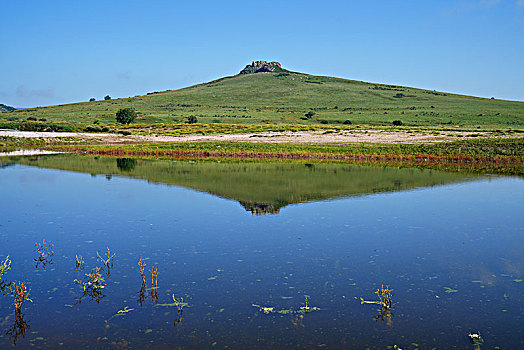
[1,69,523,130]
[0,104,16,112]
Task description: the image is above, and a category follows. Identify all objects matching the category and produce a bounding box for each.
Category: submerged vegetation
[75,254,85,271]
[0,256,11,285]
[97,247,115,270]
[361,285,394,323]
[34,239,54,269]
[253,296,320,316]
[75,267,106,304]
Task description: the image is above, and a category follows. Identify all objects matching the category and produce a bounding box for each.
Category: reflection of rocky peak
[240,61,283,74]
[239,201,282,215]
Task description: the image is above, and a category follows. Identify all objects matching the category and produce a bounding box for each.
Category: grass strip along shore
[3,136,522,176]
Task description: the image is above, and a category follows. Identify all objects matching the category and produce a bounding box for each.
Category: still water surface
[0,155,523,349]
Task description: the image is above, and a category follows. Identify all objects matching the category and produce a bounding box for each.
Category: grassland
[1,71,523,131]
[1,69,522,174]
[2,135,521,175]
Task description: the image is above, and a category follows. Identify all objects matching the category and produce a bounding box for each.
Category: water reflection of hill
[11,155,477,214]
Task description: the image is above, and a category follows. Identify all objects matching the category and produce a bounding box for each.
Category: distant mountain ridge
[0,104,16,112]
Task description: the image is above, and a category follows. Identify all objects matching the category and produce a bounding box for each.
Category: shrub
[392,120,403,126]
[118,130,132,136]
[89,98,95,102]
[39,118,47,122]
[86,125,102,132]
[101,126,110,132]
[115,108,137,124]
[104,95,111,100]
[186,115,198,124]
[343,120,352,125]
[305,111,315,119]
[27,116,37,121]
[7,117,19,121]
[393,93,405,98]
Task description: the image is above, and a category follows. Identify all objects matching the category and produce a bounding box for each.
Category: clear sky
[1,0,523,107]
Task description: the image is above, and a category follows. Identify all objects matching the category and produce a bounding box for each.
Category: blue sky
[1,0,523,107]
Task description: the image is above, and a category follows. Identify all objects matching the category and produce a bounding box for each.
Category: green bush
[186,115,198,124]
[305,111,315,119]
[392,120,403,126]
[27,116,37,121]
[86,125,102,132]
[116,108,137,124]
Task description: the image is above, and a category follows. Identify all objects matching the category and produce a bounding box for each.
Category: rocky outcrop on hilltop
[239,61,285,74]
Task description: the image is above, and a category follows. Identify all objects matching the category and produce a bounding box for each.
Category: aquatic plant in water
[360,284,393,323]
[375,284,392,309]
[300,295,311,313]
[34,239,54,269]
[150,266,159,301]
[360,284,393,308]
[138,256,146,285]
[97,247,115,269]
[172,294,186,327]
[0,255,11,295]
[74,267,106,304]
[252,296,320,315]
[8,281,32,313]
[469,332,484,350]
[75,266,105,292]
[75,254,85,271]
[151,266,158,290]
[0,255,11,277]
[117,306,134,314]
[172,294,186,313]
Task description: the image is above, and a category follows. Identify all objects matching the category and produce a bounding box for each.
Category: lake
[1,154,523,349]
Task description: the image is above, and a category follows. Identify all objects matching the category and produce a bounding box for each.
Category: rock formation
[239,61,284,74]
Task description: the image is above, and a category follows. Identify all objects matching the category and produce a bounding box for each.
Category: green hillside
[6,154,476,214]
[0,104,16,112]
[1,65,523,129]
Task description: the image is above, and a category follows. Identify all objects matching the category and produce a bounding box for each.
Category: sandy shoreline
[0,129,513,145]
[0,149,62,157]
